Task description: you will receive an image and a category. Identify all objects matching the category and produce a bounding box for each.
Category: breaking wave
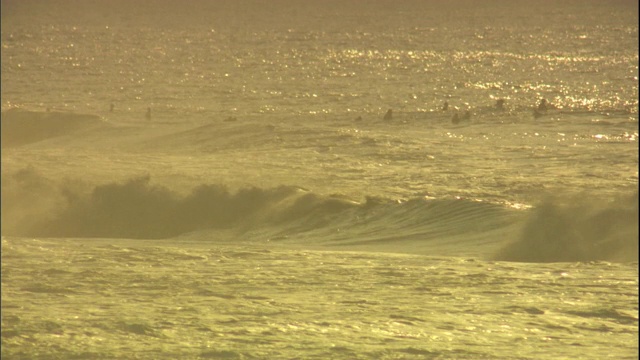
[1,169,517,250]
[2,168,637,262]
[493,192,639,263]
[1,169,353,239]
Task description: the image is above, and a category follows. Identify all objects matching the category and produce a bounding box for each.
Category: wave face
[1,169,520,257]
[494,193,639,263]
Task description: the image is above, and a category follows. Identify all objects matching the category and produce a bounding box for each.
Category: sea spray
[3,170,636,263]
[493,192,639,262]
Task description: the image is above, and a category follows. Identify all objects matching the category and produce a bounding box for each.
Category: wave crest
[5,169,635,263]
[1,170,359,239]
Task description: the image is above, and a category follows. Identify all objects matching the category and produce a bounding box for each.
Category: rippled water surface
[1,0,638,359]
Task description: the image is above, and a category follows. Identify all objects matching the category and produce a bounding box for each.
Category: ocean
[1,0,638,358]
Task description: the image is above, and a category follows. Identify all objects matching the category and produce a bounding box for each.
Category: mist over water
[1,1,638,359]
[2,169,356,239]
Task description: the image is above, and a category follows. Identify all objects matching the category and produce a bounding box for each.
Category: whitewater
[1,0,638,359]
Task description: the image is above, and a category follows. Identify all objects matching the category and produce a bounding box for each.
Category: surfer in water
[538,99,548,112]
[495,99,505,110]
[383,109,393,121]
[110,103,114,112]
[533,110,543,119]
[534,98,556,118]
[145,107,151,120]
[442,101,449,111]
[452,110,471,124]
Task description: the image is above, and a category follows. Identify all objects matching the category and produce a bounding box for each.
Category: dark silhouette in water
[110,103,114,112]
[452,110,471,124]
[442,101,449,111]
[383,109,392,121]
[495,99,505,110]
[534,99,553,119]
[537,99,548,112]
[533,109,544,119]
[355,116,363,121]
[145,107,151,120]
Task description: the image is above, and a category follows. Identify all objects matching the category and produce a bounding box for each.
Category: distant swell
[1,109,107,148]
